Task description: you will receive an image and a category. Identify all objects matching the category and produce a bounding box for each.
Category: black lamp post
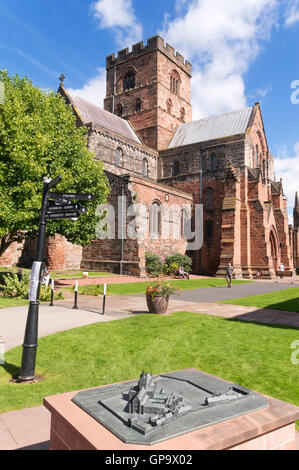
[19,176,61,381]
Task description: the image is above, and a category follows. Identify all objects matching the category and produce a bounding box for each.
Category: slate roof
[169,106,254,148]
[66,90,141,145]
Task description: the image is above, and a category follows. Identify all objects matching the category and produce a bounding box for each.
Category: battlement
[106,35,192,75]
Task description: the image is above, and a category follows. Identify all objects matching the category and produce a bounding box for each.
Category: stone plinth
[43,370,299,451]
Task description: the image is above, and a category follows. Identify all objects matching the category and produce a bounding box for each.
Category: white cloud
[67,68,106,107]
[91,0,143,47]
[285,0,299,27]
[160,0,278,118]
[275,141,299,222]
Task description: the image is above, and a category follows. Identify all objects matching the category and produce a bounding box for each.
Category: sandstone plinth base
[43,370,299,451]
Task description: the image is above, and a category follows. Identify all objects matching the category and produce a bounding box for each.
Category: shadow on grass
[224,307,299,331]
[0,362,20,379]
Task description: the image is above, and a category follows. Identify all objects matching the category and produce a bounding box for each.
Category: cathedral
[2,35,298,278]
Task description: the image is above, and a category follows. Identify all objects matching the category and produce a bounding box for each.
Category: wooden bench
[276,271,294,283]
[174,272,190,280]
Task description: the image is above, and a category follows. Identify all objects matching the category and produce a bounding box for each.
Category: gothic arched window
[170,70,180,95]
[135,97,142,112]
[211,154,217,171]
[180,107,186,122]
[116,147,123,166]
[150,202,162,235]
[255,145,259,168]
[142,158,148,177]
[117,103,124,117]
[123,69,136,91]
[173,161,180,177]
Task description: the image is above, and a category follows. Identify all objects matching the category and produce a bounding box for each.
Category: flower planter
[146,294,169,314]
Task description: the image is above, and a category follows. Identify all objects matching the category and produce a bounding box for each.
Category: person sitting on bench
[178,266,189,279]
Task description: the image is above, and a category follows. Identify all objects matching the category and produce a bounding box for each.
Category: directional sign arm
[49,192,94,202]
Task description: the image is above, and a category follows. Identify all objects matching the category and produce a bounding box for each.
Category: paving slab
[0,406,50,450]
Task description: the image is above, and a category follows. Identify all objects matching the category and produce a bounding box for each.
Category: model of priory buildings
[2,35,299,278]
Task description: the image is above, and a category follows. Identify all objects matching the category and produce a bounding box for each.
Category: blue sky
[1,0,299,218]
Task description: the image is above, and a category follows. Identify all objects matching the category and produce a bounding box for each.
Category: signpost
[19,176,94,381]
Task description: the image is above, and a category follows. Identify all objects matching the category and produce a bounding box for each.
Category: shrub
[0,271,64,300]
[167,262,179,277]
[0,271,31,298]
[145,252,163,277]
[165,254,192,273]
[39,285,64,301]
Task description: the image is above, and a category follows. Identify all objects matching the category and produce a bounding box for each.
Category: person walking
[226,263,234,288]
[279,262,285,280]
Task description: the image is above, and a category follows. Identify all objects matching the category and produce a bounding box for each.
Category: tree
[0,70,110,257]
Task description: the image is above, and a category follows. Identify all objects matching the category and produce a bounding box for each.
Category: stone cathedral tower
[104,36,192,151]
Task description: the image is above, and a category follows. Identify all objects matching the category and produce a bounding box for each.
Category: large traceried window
[150,202,162,236]
[123,69,136,91]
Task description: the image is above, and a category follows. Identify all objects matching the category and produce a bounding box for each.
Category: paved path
[163,280,299,303]
[0,305,133,352]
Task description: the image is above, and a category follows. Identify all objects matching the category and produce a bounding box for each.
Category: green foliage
[165,254,192,273]
[0,271,64,300]
[145,252,163,277]
[0,271,30,298]
[167,262,179,277]
[146,281,180,298]
[0,70,110,256]
[39,285,64,302]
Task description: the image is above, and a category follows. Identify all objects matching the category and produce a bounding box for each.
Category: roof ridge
[67,90,128,123]
[190,106,253,126]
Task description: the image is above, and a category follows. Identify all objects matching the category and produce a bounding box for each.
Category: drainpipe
[112,66,116,114]
[120,186,125,275]
[199,147,203,274]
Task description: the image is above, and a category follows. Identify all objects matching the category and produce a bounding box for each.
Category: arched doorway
[269,230,279,272]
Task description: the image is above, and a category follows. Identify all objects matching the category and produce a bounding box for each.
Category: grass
[50,270,116,279]
[0,297,28,308]
[75,278,250,296]
[0,268,115,279]
[220,287,299,313]
[0,312,298,431]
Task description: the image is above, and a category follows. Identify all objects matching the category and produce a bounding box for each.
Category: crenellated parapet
[106,35,192,75]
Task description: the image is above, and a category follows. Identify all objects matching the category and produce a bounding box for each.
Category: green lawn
[76,278,250,296]
[0,312,298,430]
[50,270,116,279]
[0,297,28,308]
[221,287,299,313]
[0,268,115,280]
